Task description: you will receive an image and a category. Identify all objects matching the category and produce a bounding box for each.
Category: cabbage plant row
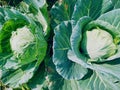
[0,0,120,90]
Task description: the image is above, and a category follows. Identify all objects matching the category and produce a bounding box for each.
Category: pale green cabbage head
[10,26,35,57]
[81,28,117,59]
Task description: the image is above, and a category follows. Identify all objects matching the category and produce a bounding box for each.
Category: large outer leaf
[41,57,120,90]
[78,71,120,90]
[97,9,120,60]
[53,21,88,80]
[79,60,120,90]
[72,0,113,21]
[19,0,50,39]
[70,16,91,63]
[51,0,114,28]
[98,9,120,30]
[48,72,82,90]
[46,58,82,90]
[1,61,36,88]
[27,63,48,90]
[50,0,76,28]
[0,7,29,29]
[70,59,120,90]
[48,70,120,90]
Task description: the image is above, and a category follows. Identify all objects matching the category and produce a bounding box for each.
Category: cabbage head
[81,28,117,60]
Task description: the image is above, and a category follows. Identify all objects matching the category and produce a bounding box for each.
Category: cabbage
[52,0,120,90]
[81,29,117,59]
[0,7,47,88]
[10,26,35,57]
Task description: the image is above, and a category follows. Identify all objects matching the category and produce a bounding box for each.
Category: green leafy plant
[52,0,120,90]
[0,6,47,88]
[0,0,54,90]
